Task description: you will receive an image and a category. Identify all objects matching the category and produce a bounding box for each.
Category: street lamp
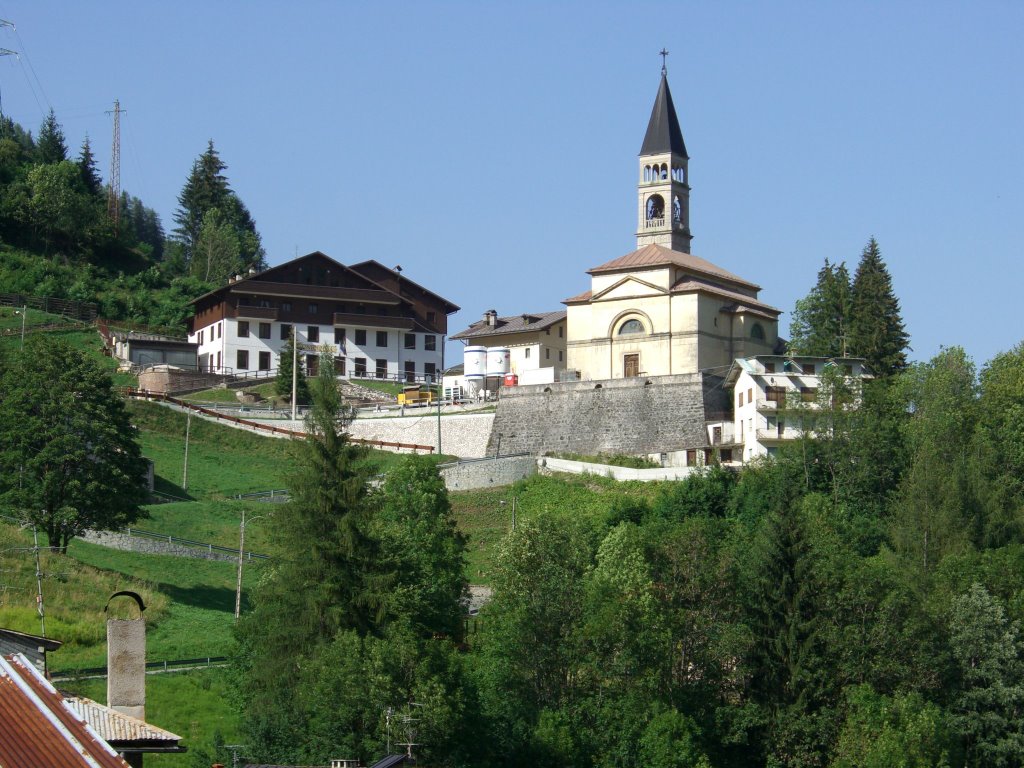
[13,305,26,349]
[235,509,266,621]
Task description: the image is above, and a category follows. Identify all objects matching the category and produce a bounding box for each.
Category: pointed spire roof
[640,72,687,158]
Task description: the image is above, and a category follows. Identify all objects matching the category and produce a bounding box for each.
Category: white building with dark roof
[187,252,459,384]
[564,70,782,381]
[710,354,873,463]
[451,309,567,384]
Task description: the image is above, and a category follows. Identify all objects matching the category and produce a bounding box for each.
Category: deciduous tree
[0,336,148,552]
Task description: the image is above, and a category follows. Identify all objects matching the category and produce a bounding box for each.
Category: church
[563,67,782,380]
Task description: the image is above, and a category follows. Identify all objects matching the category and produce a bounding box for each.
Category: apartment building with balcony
[186,252,459,382]
[711,354,873,463]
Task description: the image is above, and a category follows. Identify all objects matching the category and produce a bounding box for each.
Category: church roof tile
[587,244,760,291]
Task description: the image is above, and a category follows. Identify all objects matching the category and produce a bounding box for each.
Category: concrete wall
[347,412,495,458]
[540,456,698,481]
[440,455,537,491]
[486,372,727,457]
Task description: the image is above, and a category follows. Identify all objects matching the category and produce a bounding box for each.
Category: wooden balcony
[333,312,414,330]
[232,305,279,321]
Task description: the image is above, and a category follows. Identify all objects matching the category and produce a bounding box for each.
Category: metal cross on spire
[659,48,669,74]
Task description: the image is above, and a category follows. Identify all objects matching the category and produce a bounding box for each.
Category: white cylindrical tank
[465,373,485,397]
[464,346,487,378]
[486,347,511,376]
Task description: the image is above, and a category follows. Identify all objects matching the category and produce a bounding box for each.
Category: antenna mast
[106,99,125,234]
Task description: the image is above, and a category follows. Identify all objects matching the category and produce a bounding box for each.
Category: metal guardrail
[123,389,435,453]
[233,490,291,502]
[53,656,228,679]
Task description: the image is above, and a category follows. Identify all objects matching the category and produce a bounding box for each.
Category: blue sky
[1,2,1021,367]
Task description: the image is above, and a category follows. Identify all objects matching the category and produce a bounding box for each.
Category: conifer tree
[172,140,265,271]
[274,329,310,403]
[36,109,68,164]
[788,259,851,357]
[848,238,909,376]
[76,136,103,197]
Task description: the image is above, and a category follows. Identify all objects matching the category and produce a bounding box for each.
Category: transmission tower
[106,99,125,234]
[0,20,17,134]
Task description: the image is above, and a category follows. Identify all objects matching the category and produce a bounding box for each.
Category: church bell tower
[636,62,691,253]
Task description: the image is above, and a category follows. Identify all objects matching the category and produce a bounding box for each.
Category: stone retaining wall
[440,455,537,491]
[82,531,239,562]
[347,412,494,458]
[486,373,727,456]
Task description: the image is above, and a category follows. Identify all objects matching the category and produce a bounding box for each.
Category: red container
[503,373,519,387]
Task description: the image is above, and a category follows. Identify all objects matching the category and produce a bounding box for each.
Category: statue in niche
[673,195,682,222]
[646,195,664,221]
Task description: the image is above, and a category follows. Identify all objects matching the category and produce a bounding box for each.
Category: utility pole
[235,510,263,620]
[105,99,125,234]
[32,526,45,637]
[182,409,192,491]
[291,325,298,422]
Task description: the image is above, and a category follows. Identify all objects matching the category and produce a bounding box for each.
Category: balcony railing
[333,312,414,330]
[232,305,279,321]
[756,428,803,441]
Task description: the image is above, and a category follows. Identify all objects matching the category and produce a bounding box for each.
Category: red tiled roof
[0,653,130,768]
[587,243,760,291]
[562,289,593,305]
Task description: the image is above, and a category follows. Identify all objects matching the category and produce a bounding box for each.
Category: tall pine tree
[76,136,103,198]
[173,140,266,273]
[36,109,68,164]
[788,259,851,357]
[848,238,909,376]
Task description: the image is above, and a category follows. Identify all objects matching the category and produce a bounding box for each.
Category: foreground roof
[0,653,130,768]
[63,696,183,748]
[587,243,759,291]
[451,310,566,341]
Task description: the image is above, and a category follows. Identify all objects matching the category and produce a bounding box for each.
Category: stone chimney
[484,309,497,327]
[106,592,147,721]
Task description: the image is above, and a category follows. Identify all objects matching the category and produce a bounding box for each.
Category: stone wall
[486,373,727,456]
[440,455,537,491]
[347,412,494,458]
[82,531,239,562]
[137,368,233,394]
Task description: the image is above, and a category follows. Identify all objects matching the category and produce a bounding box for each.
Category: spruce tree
[848,238,909,376]
[788,259,851,357]
[172,140,266,271]
[76,136,103,197]
[36,109,68,164]
[275,329,310,403]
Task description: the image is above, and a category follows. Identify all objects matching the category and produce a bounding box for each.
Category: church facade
[564,70,781,381]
